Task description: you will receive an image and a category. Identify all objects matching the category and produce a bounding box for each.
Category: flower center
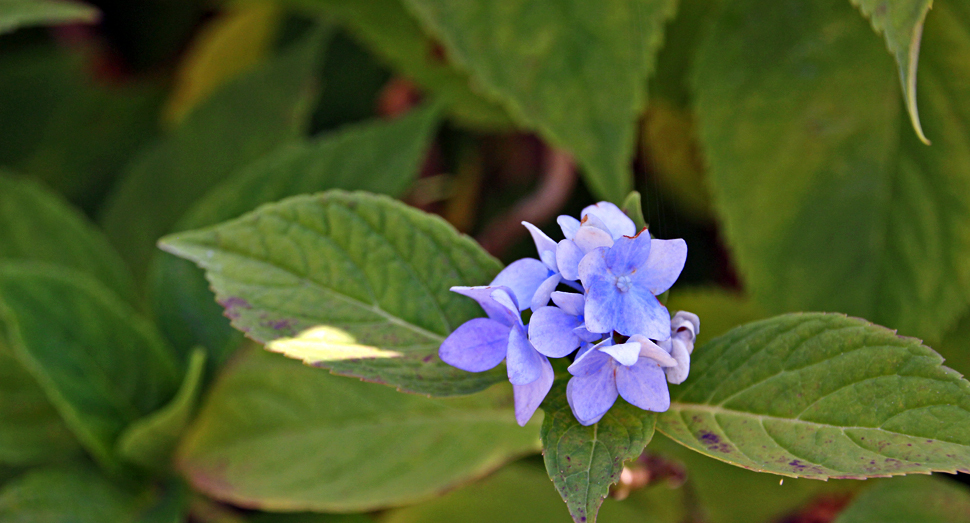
[615,275,633,292]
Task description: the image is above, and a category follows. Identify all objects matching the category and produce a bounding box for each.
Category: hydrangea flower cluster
[440,202,698,426]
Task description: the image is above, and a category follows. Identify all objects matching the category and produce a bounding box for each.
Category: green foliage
[0,0,98,35]
[177,349,540,511]
[657,313,970,479]
[116,348,207,471]
[694,0,970,341]
[833,475,970,523]
[159,191,505,396]
[401,0,677,202]
[621,190,647,231]
[0,466,145,523]
[540,380,657,523]
[100,30,326,282]
[151,104,441,366]
[0,264,180,470]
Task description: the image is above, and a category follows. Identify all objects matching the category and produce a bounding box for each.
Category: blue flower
[566,336,678,425]
[658,311,699,384]
[578,231,687,340]
[439,285,553,426]
[529,291,601,358]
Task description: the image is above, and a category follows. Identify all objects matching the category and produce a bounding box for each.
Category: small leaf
[0,264,180,470]
[117,348,207,471]
[100,30,326,282]
[540,380,657,523]
[834,475,970,523]
[159,190,504,397]
[400,0,676,202]
[0,0,99,35]
[657,313,970,479]
[850,0,934,143]
[177,349,540,512]
[620,191,647,231]
[0,466,145,522]
[152,106,442,364]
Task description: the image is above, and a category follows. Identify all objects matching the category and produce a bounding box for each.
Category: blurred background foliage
[0,0,969,522]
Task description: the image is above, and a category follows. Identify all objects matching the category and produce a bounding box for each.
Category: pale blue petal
[568,340,612,376]
[531,273,561,310]
[582,202,636,239]
[575,342,595,361]
[550,291,584,316]
[615,358,670,412]
[629,335,678,367]
[506,325,543,385]
[604,232,652,275]
[513,355,554,426]
[558,215,581,239]
[665,338,691,385]
[523,221,558,271]
[439,318,510,372]
[489,288,521,318]
[567,363,618,426]
[556,239,585,281]
[671,311,700,352]
[600,341,640,367]
[574,326,603,343]
[528,306,582,358]
[579,249,618,334]
[450,286,517,326]
[573,223,613,253]
[632,238,687,295]
[490,258,551,310]
[613,289,671,340]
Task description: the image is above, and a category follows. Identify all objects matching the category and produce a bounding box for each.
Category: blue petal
[632,238,687,295]
[582,202,636,239]
[604,232,652,276]
[579,249,618,334]
[568,340,613,376]
[523,221,558,271]
[567,363,618,426]
[512,355,554,426]
[556,240,585,281]
[528,306,582,358]
[558,215,581,239]
[613,288,671,340]
[665,338,691,385]
[489,288,520,318]
[615,358,670,412]
[574,326,603,343]
[550,291,584,316]
[439,318,510,372]
[629,335,678,367]
[490,258,552,311]
[573,223,613,253]
[506,324,543,385]
[600,341,640,367]
[531,273,561,310]
[450,286,518,326]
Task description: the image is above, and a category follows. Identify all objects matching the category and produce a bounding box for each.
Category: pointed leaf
[177,349,540,512]
[152,105,441,365]
[540,380,657,523]
[850,0,933,143]
[620,191,647,231]
[657,313,970,479]
[834,475,970,523]
[0,0,98,35]
[160,190,503,396]
[0,264,180,470]
[695,0,970,340]
[0,466,146,523]
[400,0,677,202]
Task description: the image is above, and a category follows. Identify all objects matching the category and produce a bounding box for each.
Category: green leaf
[0,0,98,35]
[834,475,970,523]
[621,191,647,231]
[159,190,504,396]
[280,0,511,129]
[850,0,933,144]
[116,348,207,471]
[936,313,970,377]
[540,380,657,523]
[177,349,540,512]
[0,173,135,304]
[0,264,180,470]
[657,313,970,479]
[100,30,326,282]
[151,105,442,365]
[694,0,970,340]
[249,513,370,523]
[399,0,677,202]
[0,466,145,523]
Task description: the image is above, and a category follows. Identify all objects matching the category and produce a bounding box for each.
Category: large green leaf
[0,264,180,470]
[152,106,441,365]
[177,349,540,511]
[159,191,504,396]
[657,313,970,479]
[0,0,98,35]
[0,466,146,523]
[850,0,933,143]
[694,0,970,340]
[100,30,325,282]
[400,0,677,202]
[540,380,658,523]
[834,475,970,523]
